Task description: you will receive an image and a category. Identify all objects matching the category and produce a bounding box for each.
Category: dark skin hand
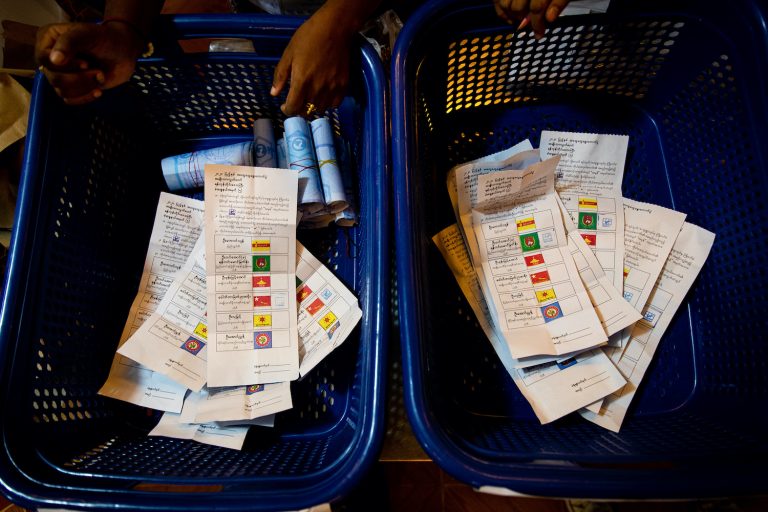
[494,0,571,38]
[270,7,354,117]
[36,21,144,105]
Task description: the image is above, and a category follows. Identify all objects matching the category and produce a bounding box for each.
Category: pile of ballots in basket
[434,130,714,431]
[98,118,361,450]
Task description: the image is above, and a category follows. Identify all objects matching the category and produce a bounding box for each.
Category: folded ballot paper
[105,178,361,449]
[455,152,607,358]
[438,132,713,430]
[99,193,203,412]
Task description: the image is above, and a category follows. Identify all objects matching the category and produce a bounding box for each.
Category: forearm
[314,0,385,35]
[103,0,165,38]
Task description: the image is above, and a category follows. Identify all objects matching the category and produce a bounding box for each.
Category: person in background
[36,0,569,112]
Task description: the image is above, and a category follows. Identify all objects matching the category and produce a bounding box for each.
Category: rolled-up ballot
[284,116,325,213]
[276,138,288,169]
[300,211,335,229]
[310,117,348,214]
[161,141,253,191]
[253,118,276,168]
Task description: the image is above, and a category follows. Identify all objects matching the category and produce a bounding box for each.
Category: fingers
[49,25,99,68]
[61,89,103,106]
[41,66,105,103]
[528,0,550,38]
[271,52,291,98]
[281,72,309,116]
[546,0,570,22]
[37,23,99,69]
[494,0,512,23]
[493,0,567,37]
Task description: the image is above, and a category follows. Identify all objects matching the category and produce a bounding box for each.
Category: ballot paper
[447,142,555,365]
[433,224,590,369]
[118,231,209,392]
[179,391,276,427]
[612,199,687,348]
[296,242,362,376]
[181,382,292,424]
[149,412,250,450]
[432,224,625,423]
[540,131,628,293]
[515,349,626,423]
[205,165,299,386]
[458,157,607,358]
[161,141,254,191]
[99,193,201,411]
[253,118,277,168]
[556,195,642,337]
[285,116,325,213]
[311,117,348,213]
[581,222,715,431]
[450,146,540,265]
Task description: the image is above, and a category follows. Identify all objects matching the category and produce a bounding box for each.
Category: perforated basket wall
[393,0,768,498]
[0,15,387,511]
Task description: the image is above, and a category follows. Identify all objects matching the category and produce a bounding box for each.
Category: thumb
[49,24,98,67]
[271,51,292,97]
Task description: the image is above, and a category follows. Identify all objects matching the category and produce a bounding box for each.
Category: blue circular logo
[291,136,307,152]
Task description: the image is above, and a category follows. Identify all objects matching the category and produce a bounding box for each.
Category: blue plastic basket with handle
[393,0,768,499]
[0,15,388,511]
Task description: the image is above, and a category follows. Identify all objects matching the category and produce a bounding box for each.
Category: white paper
[149,412,249,450]
[450,147,541,265]
[515,349,626,423]
[98,193,202,411]
[296,242,362,377]
[433,224,587,370]
[161,142,254,191]
[118,232,209,392]
[581,222,715,431]
[179,390,276,427]
[561,0,611,16]
[446,141,563,367]
[205,165,299,386]
[432,225,623,423]
[612,198,687,348]
[181,382,291,423]
[556,195,642,337]
[540,131,628,293]
[459,158,607,358]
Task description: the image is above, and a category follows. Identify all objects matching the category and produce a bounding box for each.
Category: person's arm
[494,0,570,38]
[36,0,163,105]
[270,0,384,116]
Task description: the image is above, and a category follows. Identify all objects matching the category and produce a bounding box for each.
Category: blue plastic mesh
[2,18,384,506]
[395,0,768,497]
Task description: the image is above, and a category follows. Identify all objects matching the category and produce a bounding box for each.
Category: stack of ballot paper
[160,117,357,228]
[435,131,714,431]
[98,168,362,450]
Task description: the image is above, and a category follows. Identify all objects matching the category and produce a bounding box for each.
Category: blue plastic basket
[393,0,768,499]
[0,15,388,511]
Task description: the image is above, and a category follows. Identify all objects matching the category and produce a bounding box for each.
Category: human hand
[493,0,570,38]
[36,21,145,105]
[270,8,354,117]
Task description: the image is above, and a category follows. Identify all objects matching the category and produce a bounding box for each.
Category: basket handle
[150,14,304,56]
